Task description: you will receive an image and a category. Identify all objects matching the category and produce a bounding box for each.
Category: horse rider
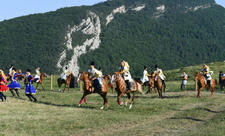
[202,64,213,87]
[61,66,71,82]
[34,67,41,83]
[119,60,132,92]
[154,65,166,88]
[141,66,150,85]
[88,62,103,94]
[180,72,188,90]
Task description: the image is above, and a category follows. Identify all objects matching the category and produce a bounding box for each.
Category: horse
[112,72,143,109]
[35,73,47,90]
[148,73,166,98]
[57,73,74,92]
[138,73,158,94]
[194,72,217,98]
[78,72,111,109]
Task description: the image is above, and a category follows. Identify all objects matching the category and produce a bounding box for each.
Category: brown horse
[36,73,47,90]
[194,72,217,98]
[78,72,111,109]
[112,72,143,109]
[57,73,74,92]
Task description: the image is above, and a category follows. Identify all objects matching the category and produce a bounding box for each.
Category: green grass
[1,62,225,136]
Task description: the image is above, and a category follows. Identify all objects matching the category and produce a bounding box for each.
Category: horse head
[103,74,111,81]
[194,72,202,81]
[113,72,121,82]
[79,72,89,81]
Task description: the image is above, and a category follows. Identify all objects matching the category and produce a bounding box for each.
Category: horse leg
[79,91,90,106]
[84,96,87,104]
[117,91,124,105]
[100,92,108,110]
[210,84,215,96]
[197,87,204,98]
[41,82,44,91]
[129,91,136,109]
[157,88,162,98]
[68,83,70,92]
[63,84,66,93]
[125,92,131,107]
[36,83,39,90]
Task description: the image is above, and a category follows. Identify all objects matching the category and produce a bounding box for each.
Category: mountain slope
[0,0,225,76]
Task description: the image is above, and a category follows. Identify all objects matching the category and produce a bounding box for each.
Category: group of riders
[0,61,224,103]
[76,60,167,95]
[0,65,42,102]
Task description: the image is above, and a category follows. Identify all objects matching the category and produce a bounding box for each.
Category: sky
[0,0,224,21]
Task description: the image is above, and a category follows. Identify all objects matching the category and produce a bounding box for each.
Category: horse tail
[57,78,61,87]
[136,82,144,94]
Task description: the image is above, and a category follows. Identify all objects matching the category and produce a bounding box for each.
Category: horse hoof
[125,102,128,107]
[100,105,104,110]
[78,104,81,107]
[119,102,124,106]
[129,104,133,109]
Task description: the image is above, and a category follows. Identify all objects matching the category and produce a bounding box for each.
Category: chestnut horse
[35,73,47,90]
[78,72,111,109]
[194,72,217,98]
[57,73,74,92]
[112,72,143,109]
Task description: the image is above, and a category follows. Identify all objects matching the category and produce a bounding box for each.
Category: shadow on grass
[36,101,96,109]
[199,107,220,113]
[170,117,205,122]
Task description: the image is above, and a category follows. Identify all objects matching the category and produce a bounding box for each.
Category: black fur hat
[26,69,31,72]
[90,61,95,66]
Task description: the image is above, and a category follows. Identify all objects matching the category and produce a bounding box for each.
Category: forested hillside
[0,0,225,76]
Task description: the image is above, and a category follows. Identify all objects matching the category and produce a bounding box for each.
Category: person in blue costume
[25,69,37,102]
[7,68,21,97]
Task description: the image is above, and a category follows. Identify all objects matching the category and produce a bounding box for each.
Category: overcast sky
[0,0,224,21]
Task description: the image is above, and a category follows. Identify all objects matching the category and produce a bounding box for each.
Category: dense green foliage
[0,0,225,76]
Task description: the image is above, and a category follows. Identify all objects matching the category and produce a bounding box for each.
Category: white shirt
[141,70,149,83]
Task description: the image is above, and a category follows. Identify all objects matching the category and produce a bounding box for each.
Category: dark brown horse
[112,72,143,109]
[78,72,111,109]
[57,73,74,92]
[194,72,217,98]
[36,73,47,90]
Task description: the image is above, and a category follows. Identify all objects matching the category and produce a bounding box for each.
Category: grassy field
[1,62,225,136]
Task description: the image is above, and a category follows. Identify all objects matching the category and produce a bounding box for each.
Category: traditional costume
[7,72,21,89]
[61,67,71,81]
[154,65,166,88]
[0,70,8,101]
[141,68,150,84]
[202,64,213,87]
[25,70,37,102]
[119,61,132,92]
[88,62,103,94]
[7,70,21,97]
[34,68,41,83]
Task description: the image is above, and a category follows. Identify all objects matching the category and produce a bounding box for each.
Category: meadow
[1,62,225,136]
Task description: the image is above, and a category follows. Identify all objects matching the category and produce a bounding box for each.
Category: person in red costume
[0,70,9,101]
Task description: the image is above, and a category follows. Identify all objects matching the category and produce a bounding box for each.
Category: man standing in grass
[181,72,188,90]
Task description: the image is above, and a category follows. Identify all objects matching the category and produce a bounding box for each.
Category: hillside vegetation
[0,0,225,77]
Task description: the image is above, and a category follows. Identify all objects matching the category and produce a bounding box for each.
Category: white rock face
[156,5,165,12]
[57,11,101,77]
[186,4,211,12]
[132,5,146,12]
[106,5,127,25]
[153,5,166,18]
